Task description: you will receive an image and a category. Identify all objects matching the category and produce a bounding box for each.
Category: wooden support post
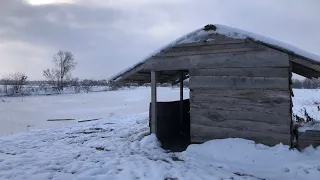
[151,71,157,134]
[180,71,184,129]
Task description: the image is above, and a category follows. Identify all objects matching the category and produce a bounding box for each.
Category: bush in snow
[2,73,29,96]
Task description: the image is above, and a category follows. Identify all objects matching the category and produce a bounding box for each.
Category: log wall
[189,47,292,146]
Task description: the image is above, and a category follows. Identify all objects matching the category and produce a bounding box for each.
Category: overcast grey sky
[1,0,319,80]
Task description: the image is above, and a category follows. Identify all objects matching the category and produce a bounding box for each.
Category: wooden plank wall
[298,130,320,149]
[189,47,292,146]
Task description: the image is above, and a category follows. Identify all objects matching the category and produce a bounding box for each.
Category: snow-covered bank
[0,113,319,180]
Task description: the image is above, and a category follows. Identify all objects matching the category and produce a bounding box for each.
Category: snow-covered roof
[111,24,320,83]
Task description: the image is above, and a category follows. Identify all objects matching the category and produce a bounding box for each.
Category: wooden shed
[111,24,320,149]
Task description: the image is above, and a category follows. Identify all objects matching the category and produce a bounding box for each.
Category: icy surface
[0,113,320,180]
[112,24,320,82]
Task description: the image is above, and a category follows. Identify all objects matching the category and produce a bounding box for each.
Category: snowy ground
[0,88,320,179]
[0,88,319,136]
[0,113,320,180]
[0,87,188,136]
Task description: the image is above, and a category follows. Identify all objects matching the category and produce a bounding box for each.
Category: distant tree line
[292,78,320,89]
[2,49,318,96]
[0,50,113,96]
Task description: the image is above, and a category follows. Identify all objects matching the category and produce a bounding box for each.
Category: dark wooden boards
[298,130,320,149]
[190,101,290,116]
[190,108,290,125]
[188,52,291,146]
[191,125,291,146]
[190,68,289,78]
[189,76,289,90]
[190,89,290,104]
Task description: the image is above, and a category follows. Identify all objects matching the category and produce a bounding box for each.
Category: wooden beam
[180,71,184,128]
[151,71,157,134]
[292,62,320,78]
[291,56,320,72]
[113,63,144,82]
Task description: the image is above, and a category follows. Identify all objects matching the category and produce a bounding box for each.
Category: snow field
[0,87,189,136]
[0,113,319,180]
[0,88,320,179]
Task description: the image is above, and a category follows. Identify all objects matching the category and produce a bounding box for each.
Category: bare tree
[43,50,77,90]
[11,73,28,95]
[1,74,11,94]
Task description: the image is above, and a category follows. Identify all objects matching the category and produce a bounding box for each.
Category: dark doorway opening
[149,99,190,152]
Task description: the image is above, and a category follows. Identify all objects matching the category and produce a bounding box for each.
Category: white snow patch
[140,134,161,149]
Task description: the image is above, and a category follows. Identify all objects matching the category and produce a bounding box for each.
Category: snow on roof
[111,24,320,82]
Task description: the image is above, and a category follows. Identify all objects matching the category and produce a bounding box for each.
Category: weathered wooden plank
[291,56,320,72]
[160,42,262,57]
[292,62,320,78]
[190,101,290,116]
[143,49,290,70]
[166,42,258,52]
[298,131,320,149]
[190,108,290,125]
[172,38,246,48]
[190,115,290,134]
[113,64,145,82]
[190,89,290,104]
[189,76,289,90]
[158,47,262,57]
[191,136,290,147]
[190,68,289,78]
[190,124,291,146]
[78,118,102,123]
